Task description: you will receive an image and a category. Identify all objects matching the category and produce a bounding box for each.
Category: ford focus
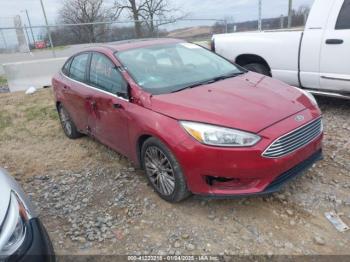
[52,39,323,202]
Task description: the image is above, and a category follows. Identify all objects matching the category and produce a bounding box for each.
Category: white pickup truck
[212,0,350,99]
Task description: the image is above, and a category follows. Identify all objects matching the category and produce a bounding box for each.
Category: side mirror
[116,82,130,100]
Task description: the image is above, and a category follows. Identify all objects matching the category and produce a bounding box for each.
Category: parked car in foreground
[52,38,323,202]
[0,168,54,261]
[212,0,350,100]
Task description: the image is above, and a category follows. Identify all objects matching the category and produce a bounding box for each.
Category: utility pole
[288,0,293,28]
[24,24,31,46]
[0,29,7,49]
[258,0,262,31]
[39,0,56,57]
[280,15,284,29]
[23,9,35,44]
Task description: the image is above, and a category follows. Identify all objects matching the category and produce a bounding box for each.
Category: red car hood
[149,72,313,133]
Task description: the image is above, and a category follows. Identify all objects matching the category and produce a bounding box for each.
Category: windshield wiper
[172,79,216,93]
[212,71,246,82]
[171,72,246,93]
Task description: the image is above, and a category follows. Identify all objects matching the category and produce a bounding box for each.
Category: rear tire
[244,63,270,76]
[141,137,191,203]
[58,104,83,139]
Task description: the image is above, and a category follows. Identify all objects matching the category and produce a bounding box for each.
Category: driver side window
[89,53,128,96]
[336,0,350,30]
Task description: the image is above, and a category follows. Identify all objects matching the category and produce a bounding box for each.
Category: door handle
[325,39,344,45]
[113,103,124,110]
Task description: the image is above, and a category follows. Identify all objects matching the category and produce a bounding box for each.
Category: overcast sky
[0,0,315,26]
[0,0,314,47]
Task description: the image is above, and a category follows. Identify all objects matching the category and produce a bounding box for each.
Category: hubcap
[144,146,175,196]
[59,108,72,136]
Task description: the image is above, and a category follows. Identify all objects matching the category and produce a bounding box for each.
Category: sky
[0,0,315,26]
[0,0,314,47]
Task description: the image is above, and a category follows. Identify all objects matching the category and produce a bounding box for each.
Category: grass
[33,45,68,52]
[0,75,7,86]
[0,89,58,140]
[25,104,58,121]
[0,88,126,178]
[0,110,12,131]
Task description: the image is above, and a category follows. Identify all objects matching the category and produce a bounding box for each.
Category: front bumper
[8,218,55,262]
[173,110,323,196]
[196,149,323,198]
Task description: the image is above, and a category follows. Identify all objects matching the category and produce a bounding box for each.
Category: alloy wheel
[144,146,176,196]
[59,107,72,136]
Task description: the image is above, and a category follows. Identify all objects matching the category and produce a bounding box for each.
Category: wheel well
[236,54,271,75]
[137,135,152,167]
[56,101,61,111]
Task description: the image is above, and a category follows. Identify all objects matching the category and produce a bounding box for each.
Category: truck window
[336,0,350,30]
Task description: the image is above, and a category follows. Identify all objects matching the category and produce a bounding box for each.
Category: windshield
[116,43,243,95]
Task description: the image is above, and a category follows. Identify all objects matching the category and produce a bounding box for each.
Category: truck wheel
[141,137,191,203]
[244,63,270,76]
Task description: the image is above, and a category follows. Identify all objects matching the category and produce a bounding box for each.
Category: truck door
[320,0,350,92]
[299,0,334,90]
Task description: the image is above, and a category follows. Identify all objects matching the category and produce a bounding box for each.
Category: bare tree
[114,0,185,37]
[140,0,181,35]
[58,0,119,43]
[113,0,145,38]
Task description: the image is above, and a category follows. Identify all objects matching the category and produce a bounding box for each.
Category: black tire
[58,104,83,139]
[141,137,191,202]
[244,63,270,76]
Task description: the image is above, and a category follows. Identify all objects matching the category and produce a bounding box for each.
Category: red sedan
[52,38,323,202]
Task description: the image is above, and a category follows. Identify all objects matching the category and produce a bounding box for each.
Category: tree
[140,0,180,35]
[58,0,119,43]
[113,0,145,38]
[114,0,185,37]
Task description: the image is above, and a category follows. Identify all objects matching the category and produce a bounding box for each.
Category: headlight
[0,192,28,257]
[299,89,318,106]
[180,121,261,147]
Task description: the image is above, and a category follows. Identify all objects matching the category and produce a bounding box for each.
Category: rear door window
[62,58,72,76]
[336,0,350,30]
[69,53,89,82]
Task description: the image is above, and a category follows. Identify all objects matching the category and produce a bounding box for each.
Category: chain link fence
[0,9,310,57]
[0,18,228,55]
[0,16,31,53]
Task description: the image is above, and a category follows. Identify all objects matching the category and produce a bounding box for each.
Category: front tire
[141,137,191,202]
[58,104,83,139]
[244,63,270,76]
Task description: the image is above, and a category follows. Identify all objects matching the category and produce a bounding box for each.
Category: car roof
[88,38,185,53]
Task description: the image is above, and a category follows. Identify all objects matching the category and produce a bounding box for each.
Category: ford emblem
[295,115,305,122]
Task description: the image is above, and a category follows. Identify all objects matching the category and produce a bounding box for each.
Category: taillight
[211,38,216,52]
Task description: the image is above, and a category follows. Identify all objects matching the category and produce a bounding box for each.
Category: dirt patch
[0,89,349,255]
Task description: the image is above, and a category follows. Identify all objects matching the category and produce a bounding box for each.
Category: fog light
[205,176,259,190]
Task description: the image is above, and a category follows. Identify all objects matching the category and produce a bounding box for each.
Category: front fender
[126,104,188,166]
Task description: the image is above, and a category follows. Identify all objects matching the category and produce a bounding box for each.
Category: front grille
[262,118,322,158]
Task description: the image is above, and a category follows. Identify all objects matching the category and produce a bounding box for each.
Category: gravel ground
[0,89,349,256]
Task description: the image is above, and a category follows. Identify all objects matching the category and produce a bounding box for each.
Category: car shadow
[316,96,350,112]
